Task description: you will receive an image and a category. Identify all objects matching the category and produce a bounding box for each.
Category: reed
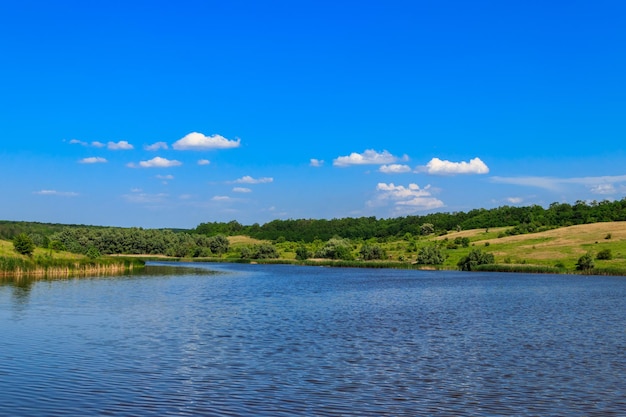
[0,255,144,278]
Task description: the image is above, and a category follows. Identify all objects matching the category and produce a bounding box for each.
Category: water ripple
[1,264,625,416]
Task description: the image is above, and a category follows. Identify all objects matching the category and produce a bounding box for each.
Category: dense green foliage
[240,243,280,259]
[13,233,35,256]
[416,245,446,265]
[359,243,386,260]
[194,198,626,242]
[576,252,595,271]
[314,237,355,260]
[41,227,229,257]
[457,249,495,271]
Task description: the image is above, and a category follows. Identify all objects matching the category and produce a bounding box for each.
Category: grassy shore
[225,221,626,275]
[0,240,144,279]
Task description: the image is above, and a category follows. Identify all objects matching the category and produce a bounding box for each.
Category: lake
[1,262,625,416]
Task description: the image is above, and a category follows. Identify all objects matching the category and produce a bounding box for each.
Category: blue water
[1,262,625,416]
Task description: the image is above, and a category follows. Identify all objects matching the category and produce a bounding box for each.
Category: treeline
[196,198,626,241]
[47,228,230,257]
[2,199,626,254]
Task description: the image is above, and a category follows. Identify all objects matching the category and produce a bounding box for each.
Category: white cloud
[369,182,444,215]
[420,157,489,175]
[233,175,273,184]
[156,174,174,180]
[507,197,523,204]
[379,164,412,174]
[127,157,182,168]
[310,158,324,167]
[212,195,232,201]
[123,191,169,204]
[33,190,79,197]
[108,140,134,150]
[198,159,211,166]
[590,184,616,195]
[145,141,168,151]
[233,187,252,193]
[333,149,402,167]
[491,174,626,193]
[68,139,106,148]
[79,157,107,164]
[173,132,241,150]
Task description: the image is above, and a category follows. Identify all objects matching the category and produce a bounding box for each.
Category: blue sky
[1,0,625,229]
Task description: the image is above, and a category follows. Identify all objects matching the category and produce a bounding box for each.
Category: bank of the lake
[0,255,144,279]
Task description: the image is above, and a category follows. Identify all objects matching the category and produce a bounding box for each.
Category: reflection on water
[0,262,624,416]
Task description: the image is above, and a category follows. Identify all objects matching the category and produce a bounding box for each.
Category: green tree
[86,246,101,259]
[457,249,495,271]
[576,252,595,271]
[416,245,446,265]
[13,233,35,256]
[295,244,311,260]
[359,244,386,260]
[596,249,613,260]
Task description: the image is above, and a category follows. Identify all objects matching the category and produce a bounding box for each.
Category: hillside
[435,221,626,271]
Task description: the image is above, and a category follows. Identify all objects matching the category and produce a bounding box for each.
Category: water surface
[1,262,624,416]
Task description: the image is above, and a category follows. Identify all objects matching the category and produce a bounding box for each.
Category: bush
[576,252,595,271]
[596,249,613,260]
[314,238,354,260]
[457,249,495,271]
[359,244,386,260]
[13,233,35,256]
[416,245,446,265]
[295,244,311,260]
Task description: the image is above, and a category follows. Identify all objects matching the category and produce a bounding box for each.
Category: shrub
[416,245,446,265]
[457,249,495,271]
[576,252,595,271]
[596,249,613,260]
[359,244,386,261]
[13,233,35,256]
[295,244,311,260]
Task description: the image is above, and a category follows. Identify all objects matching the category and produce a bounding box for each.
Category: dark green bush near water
[576,252,595,271]
[457,249,495,271]
[13,233,35,256]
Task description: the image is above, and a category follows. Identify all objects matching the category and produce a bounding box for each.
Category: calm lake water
[1,262,625,416]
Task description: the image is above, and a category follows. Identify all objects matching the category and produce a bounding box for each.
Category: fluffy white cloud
[33,190,79,197]
[310,158,324,167]
[92,141,105,148]
[233,175,273,184]
[507,197,523,204]
[198,159,211,166]
[127,157,182,168]
[233,187,252,193]
[108,140,134,150]
[333,149,402,167]
[79,157,107,164]
[173,132,241,150]
[145,142,168,151]
[370,182,444,214]
[379,164,411,174]
[420,157,489,175]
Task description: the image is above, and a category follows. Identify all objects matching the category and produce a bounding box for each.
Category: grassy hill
[436,221,626,271]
